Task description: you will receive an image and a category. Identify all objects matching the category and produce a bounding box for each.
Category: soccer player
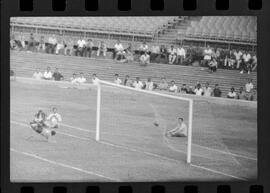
[165,117,187,137]
[29,110,56,141]
[46,107,62,128]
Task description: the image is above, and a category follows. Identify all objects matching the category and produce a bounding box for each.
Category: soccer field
[10,78,257,182]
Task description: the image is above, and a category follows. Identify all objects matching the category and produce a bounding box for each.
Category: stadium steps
[10,51,257,98]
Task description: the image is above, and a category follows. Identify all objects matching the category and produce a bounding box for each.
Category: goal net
[95,79,193,163]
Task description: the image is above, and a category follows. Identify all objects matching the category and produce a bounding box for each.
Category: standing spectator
[77,72,87,83]
[194,84,203,96]
[237,87,246,100]
[227,87,237,99]
[133,77,144,89]
[139,41,149,55]
[47,35,57,54]
[234,50,243,69]
[180,84,188,94]
[55,40,65,55]
[150,44,160,63]
[85,39,94,58]
[64,39,74,56]
[97,41,107,57]
[113,74,122,85]
[121,43,134,63]
[145,77,154,91]
[32,68,43,80]
[224,50,235,69]
[113,40,124,60]
[202,82,212,97]
[77,37,86,56]
[140,52,150,66]
[123,75,133,87]
[10,34,16,50]
[169,81,178,93]
[27,33,36,52]
[43,67,53,80]
[245,79,254,100]
[168,45,177,64]
[176,46,186,65]
[251,53,257,72]
[213,84,222,97]
[209,58,218,73]
[202,45,213,66]
[52,68,64,81]
[37,36,46,53]
[158,77,168,91]
[240,51,251,74]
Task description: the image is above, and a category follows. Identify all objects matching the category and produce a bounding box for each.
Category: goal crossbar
[95,79,193,163]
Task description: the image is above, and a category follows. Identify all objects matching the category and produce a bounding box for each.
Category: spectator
[32,68,43,80]
[213,84,222,97]
[194,84,203,96]
[187,86,195,94]
[10,34,16,50]
[245,79,254,100]
[237,87,246,100]
[150,44,160,63]
[77,37,86,57]
[158,77,168,91]
[209,58,218,73]
[43,67,53,80]
[55,40,65,55]
[145,77,154,91]
[85,39,94,58]
[10,69,16,80]
[133,77,144,89]
[202,45,213,66]
[37,36,46,53]
[113,74,122,85]
[169,80,178,93]
[168,45,177,64]
[176,46,186,65]
[27,33,36,52]
[121,43,134,63]
[113,40,125,60]
[251,54,257,72]
[180,84,188,94]
[203,82,212,97]
[240,51,251,74]
[92,73,99,84]
[227,87,237,99]
[70,73,77,84]
[123,75,133,87]
[47,35,57,54]
[139,41,149,55]
[224,50,236,69]
[52,68,64,81]
[234,49,243,69]
[97,41,107,57]
[140,52,150,66]
[77,72,87,83]
[156,45,168,63]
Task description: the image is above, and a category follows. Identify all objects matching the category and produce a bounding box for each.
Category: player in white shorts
[166,117,187,137]
[29,110,56,141]
[46,107,62,128]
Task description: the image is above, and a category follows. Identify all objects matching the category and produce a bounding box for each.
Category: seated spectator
[76,37,86,57]
[227,87,237,99]
[240,51,251,74]
[70,73,77,84]
[150,45,160,63]
[169,81,178,93]
[85,39,94,58]
[245,79,254,100]
[133,77,144,89]
[224,50,236,69]
[120,43,134,63]
[32,68,43,80]
[43,67,53,80]
[202,82,212,97]
[37,36,46,53]
[140,52,150,66]
[113,74,122,85]
[237,87,246,100]
[202,45,213,66]
[77,72,87,84]
[176,46,186,65]
[187,86,195,94]
[92,73,100,84]
[209,58,218,73]
[234,49,243,69]
[168,45,177,64]
[97,41,107,57]
[213,84,222,97]
[114,40,125,60]
[139,41,149,55]
[47,35,57,54]
[52,68,64,81]
[27,33,36,52]
[158,77,168,90]
[194,84,203,96]
[145,77,154,91]
[251,54,257,72]
[156,45,168,63]
[180,84,188,94]
[123,75,133,87]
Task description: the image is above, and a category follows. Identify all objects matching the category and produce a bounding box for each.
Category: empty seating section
[11,17,178,37]
[185,16,257,43]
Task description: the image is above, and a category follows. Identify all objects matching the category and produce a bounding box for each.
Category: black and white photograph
[10,16,257,182]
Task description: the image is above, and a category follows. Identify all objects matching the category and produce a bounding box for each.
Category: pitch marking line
[11,120,247,181]
[10,148,119,182]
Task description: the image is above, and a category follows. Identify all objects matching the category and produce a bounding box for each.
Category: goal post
[95,79,193,164]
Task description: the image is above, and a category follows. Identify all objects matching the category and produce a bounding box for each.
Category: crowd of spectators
[10,33,257,74]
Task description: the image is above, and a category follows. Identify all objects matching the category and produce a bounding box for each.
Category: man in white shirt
[234,50,243,69]
[194,84,203,96]
[203,82,212,97]
[203,45,213,66]
[158,77,168,91]
[97,41,107,57]
[114,40,124,61]
[245,79,254,93]
[227,87,237,99]
[113,74,122,85]
[165,117,187,137]
[150,45,160,63]
[48,35,57,54]
[33,68,43,80]
[70,73,78,84]
[240,51,252,74]
[43,67,53,80]
[76,72,87,84]
[46,107,62,128]
[168,45,177,64]
[139,41,148,55]
[145,77,154,91]
[77,37,86,57]
[176,46,186,65]
[133,77,144,89]
[91,73,100,85]
[169,80,178,93]
[140,52,150,66]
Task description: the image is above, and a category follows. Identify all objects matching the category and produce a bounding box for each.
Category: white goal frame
[95,79,194,163]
